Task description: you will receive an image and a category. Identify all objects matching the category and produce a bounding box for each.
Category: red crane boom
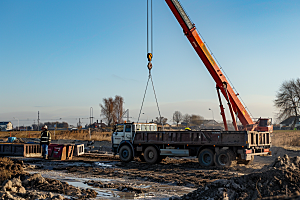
[165,0,255,130]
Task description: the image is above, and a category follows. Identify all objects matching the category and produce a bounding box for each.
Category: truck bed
[133,130,271,148]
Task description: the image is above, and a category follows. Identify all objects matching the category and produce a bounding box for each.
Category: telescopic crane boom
[165,0,270,131]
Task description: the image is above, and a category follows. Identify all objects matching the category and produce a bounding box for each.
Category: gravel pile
[0,158,97,200]
[172,155,300,200]
[270,154,300,170]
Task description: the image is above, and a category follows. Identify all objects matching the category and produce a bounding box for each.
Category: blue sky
[1,0,300,127]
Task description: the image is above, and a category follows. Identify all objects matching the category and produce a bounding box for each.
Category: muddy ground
[1,139,300,199]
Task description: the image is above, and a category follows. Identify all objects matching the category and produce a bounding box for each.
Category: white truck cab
[112,123,157,146]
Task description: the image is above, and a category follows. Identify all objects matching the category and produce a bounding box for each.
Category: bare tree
[100,95,125,126]
[182,114,191,125]
[100,97,115,126]
[114,95,124,124]
[155,116,168,124]
[182,114,190,123]
[274,79,300,129]
[173,111,183,126]
[190,114,204,126]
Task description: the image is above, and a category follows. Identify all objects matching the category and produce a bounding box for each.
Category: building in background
[279,116,300,130]
[0,122,13,131]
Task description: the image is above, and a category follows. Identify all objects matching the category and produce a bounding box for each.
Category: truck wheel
[119,145,133,162]
[198,148,214,167]
[214,149,235,168]
[144,146,158,164]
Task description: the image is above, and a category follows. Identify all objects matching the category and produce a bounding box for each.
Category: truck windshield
[116,125,124,132]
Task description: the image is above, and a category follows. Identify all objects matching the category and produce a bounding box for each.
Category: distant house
[0,122,13,131]
[280,116,300,129]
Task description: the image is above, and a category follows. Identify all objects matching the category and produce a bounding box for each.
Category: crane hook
[147,53,153,71]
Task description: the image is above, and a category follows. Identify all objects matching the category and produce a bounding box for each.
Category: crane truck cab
[112,123,157,156]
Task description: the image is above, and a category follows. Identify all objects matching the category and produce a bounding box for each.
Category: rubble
[270,154,300,170]
[0,158,97,200]
[172,155,300,200]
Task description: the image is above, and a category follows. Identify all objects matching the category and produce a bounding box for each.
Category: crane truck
[111,0,272,167]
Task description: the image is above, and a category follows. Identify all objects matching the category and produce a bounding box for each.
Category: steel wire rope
[137,71,164,129]
[137,0,163,129]
[137,74,151,124]
[197,31,254,119]
[147,0,153,55]
[150,74,164,129]
[147,0,149,53]
[151,0,153,54]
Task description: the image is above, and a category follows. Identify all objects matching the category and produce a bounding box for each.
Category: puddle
[26,163,194,199]
[95,162,113,168]
[27,170,152,199]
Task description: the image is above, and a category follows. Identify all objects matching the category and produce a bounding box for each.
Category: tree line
[100,96,205,127]
[172,111,204,127]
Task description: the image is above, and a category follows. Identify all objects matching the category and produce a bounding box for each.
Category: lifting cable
[137,0,164,130]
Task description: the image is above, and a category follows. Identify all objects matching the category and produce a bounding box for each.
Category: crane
[111,0,272,167]
[165,0,272,132]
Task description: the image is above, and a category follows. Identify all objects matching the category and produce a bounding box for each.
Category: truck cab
[112,123,157,154]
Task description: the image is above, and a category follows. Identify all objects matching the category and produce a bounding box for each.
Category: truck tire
[144,146,159,164]
[119,145,133,163]
[214,149,235,168]
[198,148,214,167]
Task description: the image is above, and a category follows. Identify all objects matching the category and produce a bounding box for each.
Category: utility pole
[90,107,93,126]
[122,109,132,122]
[209,108,214,123]
[37,111,40,131]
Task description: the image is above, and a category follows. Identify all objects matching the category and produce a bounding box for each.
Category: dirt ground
[1,130,300,199]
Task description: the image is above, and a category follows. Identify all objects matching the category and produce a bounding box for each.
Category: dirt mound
[174,155,300,200]
[0,158,23,185]
[0,158,97,199]
[270,154,300,170]
[0,173,97,200]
